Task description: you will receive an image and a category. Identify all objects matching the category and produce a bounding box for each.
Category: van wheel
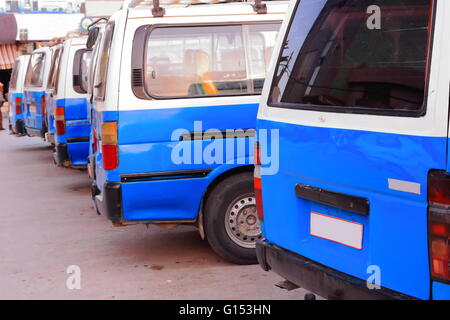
[204,172,261,265]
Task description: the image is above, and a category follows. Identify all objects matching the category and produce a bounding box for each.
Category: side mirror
[73,49,92,94]
[86,27,100,49]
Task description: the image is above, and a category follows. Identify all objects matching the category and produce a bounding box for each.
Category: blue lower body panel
[55,120,90,167]
[67,142,90,167]
[122,177,209,221]
[432,282,450,300]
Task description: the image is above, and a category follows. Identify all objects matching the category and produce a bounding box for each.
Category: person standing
[0,82,5,130]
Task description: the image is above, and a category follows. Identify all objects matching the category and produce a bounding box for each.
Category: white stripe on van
[388,179,421,195]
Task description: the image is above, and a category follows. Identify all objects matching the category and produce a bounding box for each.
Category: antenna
[252,0,267,14]
[152,0,166,17]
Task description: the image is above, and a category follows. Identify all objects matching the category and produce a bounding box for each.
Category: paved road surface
[0,122,310,300]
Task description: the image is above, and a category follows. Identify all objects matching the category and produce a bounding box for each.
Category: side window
[9,60,20,90]
[138,22,281,99]
[94,22,115,101]
[25,52,46,87]
[269,0,433,116]
[246,24,280,93]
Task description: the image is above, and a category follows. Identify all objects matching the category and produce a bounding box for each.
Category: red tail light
[254,142,264,221]
[93,129,98,152]
[55,106,65,136]
[428,171,450,282]
[41,96,46,117]
[15,97,21,115]
[101,122,118,171]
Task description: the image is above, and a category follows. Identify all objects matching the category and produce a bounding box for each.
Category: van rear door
[260,0,449,299]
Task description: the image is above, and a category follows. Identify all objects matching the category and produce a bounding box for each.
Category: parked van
[255,0,450,300]
[8,54,30,135]
[90,1,288,264]
[23,46,52,139]
[49,37,91,168]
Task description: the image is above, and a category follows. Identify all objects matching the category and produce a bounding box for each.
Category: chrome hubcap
[225,194,262,249]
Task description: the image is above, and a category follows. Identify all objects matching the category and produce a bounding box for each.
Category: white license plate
[30,105,36,113]
[310,212,363,250]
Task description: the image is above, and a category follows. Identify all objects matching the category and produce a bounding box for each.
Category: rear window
[25,52,46,87]
[94,22,115,101]
[9,59,21,90]
[143,23,280,99]
[269,0,433,116]
[47,47,63,91]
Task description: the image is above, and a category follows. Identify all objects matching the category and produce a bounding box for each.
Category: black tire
[204,171,259,265]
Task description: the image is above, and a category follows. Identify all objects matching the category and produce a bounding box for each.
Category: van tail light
[254,142,264,221]
[41,96,46,117]
[55,106,65,136]
[428,171,450,282]
[15,97,21,115]
[101,122,118,171]
[92,129,98,152]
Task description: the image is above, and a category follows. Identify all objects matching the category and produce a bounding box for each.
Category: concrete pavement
[0,121,310,300]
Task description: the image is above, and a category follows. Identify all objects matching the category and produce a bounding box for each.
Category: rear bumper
[13,119,25,135]
[92,181,122,224]
[256,240,411,300]
[54,141,89,168]
[25,126,42,138]
[54,143,70,167]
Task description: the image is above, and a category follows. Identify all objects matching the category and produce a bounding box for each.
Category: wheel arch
[196,165,255,239]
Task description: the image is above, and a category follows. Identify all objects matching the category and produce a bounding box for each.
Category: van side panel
[258,118,447,300]
[118,104,257,221]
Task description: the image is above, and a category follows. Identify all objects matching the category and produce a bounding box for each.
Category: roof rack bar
[152,0,166,17]
[252,0,267,14]
[87,17,108,30]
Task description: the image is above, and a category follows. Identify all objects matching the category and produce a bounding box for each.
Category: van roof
[127,1,289,19]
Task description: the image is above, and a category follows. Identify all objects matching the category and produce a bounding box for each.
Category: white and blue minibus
[90,1,288,264]
[256,0,450,300]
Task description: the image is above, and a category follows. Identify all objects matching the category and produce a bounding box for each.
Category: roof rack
[87,17,108,30]
[126,0,269,17]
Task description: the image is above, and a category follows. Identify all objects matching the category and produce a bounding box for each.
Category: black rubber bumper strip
[295,183,370,216]
[104,182,122,224]
[67,137,90,143]
[121,169,212,183]
[54,143,69,166]
[256,240,412,300]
